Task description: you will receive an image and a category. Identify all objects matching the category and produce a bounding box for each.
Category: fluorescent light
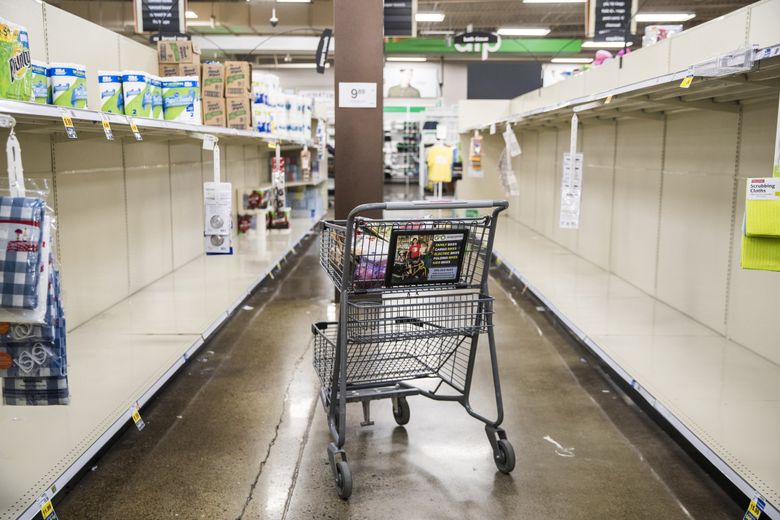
[416,12,445,23]
[581,40,634,49]
[497,27,551,36]
[386,56,427,62]
[420,30,455,35]
[551,57,593,64]
[636,12,695,22]
[277,0,312,3]
[185,10,198,19]
[256,63,330,69]
[524,0,585,3]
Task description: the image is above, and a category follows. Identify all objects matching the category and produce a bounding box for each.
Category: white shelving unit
[456,0,780,516]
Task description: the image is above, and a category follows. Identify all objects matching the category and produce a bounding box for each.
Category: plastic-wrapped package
[3,376,69,406]
[0,196,46,309]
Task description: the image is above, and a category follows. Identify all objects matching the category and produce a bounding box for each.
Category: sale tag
[38,496,58,520]
[268,141,277,149]
[126,116,143,141]
[131,405,145,431]
[202,134,217,150]
[680,76,694,88]
[100,114,113,141]
[604,95,613,104]
[58,108,77,139]
[743,496,766,520]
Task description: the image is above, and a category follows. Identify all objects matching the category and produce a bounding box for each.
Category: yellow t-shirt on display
[427,144,453,183]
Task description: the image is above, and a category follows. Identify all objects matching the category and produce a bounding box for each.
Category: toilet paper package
[31,60,48,104]
[149,75,163,120]
[97,70,123,113]
[162,76,201,124]
[48,63,87,108]
[122,71,152,118]
[0,17,32,102]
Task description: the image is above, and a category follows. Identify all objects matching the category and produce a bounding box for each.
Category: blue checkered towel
[0,197,46,310]
[3,376,69,406]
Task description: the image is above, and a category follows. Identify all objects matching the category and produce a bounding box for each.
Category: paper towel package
[31,60,48,104]
[48,63,87,108]
[0,17,32,102]
[122,71,152,118]
[149,75,163,120]
[162,76,201,124]
[97,70,123,114]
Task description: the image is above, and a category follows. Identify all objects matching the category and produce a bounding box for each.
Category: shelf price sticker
[604,95,613,104]
[131,404,145,431]
[37,495,58,520]
[100,114,114,141]
[202,134,217,151]
[680,76,694,89]
[743,495,766,520]
[126,116,143,141]
[58,108,77,139]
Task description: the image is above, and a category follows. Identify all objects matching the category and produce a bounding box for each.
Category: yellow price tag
[41,500,54,516]
[604,95,613,104]
[129,121,139,133]
[748,500,762,517]
[61,116,73,128]
[131,405,146,430]
[102,120,111,131]
[680,76,694,88]
[268,142,277,149]
[131,409,141,423]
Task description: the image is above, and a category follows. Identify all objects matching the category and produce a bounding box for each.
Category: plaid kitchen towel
[0,339,66,377]
[2,376,69,406]
[0,197,46,309]
[3,375,68,391]
[0,268,63,342]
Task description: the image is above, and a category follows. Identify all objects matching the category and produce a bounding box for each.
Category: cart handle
[347,200,508,219]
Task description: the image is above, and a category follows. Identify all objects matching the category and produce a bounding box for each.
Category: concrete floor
[55,235,742,519]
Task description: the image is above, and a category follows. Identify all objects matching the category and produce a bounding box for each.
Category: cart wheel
[494,439,516,474]
[393,397,411,425]
[335,461,352,499]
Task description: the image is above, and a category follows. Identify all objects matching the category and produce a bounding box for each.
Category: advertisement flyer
[386,230,468,286]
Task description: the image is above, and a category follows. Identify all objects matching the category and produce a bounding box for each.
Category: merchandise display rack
[465,44,780,132]
[0,99,313,146]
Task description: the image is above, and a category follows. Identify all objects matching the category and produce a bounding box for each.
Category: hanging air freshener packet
[0,17,32,102]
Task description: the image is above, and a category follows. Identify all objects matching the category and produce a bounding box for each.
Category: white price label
[202,134,217,150]
[338,82,377,108]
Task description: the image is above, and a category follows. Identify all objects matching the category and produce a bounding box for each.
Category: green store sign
[384,37,582,56]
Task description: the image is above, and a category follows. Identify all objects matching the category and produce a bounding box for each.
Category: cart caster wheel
[393,397,410,426]
[335,461,352,499]
[494,439,516,474]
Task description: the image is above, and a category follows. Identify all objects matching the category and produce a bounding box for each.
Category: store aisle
[55,236,741,520]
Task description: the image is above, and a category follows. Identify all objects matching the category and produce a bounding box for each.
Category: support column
[334,0,384,219]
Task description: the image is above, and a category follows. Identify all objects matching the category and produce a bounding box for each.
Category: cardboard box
[224,61,251,97]
[202,63,224,98]
[203,98,226,127]
[159,61,200,78]
[226,97,252,130]
[157,40,200,64]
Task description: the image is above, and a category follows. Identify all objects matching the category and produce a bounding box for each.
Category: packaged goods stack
[252,72,280,134]
[225,61,253,130]
[201,62,226,127]
[157,40,201,124]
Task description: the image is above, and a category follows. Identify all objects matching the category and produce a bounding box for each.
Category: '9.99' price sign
[338,82,377,108]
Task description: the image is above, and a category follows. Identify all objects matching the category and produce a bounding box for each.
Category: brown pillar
[333,0,384,219]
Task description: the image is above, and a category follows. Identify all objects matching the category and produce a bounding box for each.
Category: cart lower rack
[313,200,513,499]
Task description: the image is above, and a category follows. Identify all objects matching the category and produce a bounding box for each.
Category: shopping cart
[313,200,513,499]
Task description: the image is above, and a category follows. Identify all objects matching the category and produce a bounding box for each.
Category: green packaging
[98,70,123,113]
[48,63,87,109]
[0,17,32,101]
[162,76,201,124]
[31,60,48,104]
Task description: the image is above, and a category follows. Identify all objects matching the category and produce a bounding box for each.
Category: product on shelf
[160,61,199,78]
[0,17,32,102]
[203,98,226,127]
[150,75,164,120]
[30,60,48,104]
[122,70,152,118]
[48,63,87,109]
[201,63,224,98]
[251,72,280,133]
[97,70,123,114]
[157,40,198,64]
[162,76,201,124]
[224,61,251,98]
[243,187,271,210]
[226,97,252,130]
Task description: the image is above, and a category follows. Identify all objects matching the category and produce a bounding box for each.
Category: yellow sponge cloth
[741,234,780,271]
[745,178,780,237]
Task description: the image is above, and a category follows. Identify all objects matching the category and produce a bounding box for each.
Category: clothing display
[426,144,454,183]
[0,196,46,309]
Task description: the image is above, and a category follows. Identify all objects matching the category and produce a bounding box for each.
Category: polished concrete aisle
[55,237,741,519]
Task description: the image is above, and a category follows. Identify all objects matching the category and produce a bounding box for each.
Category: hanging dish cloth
[0,196,46,309]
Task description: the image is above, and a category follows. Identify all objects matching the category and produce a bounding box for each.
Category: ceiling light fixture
[636,12,695,22]
[256,63,330,69]
[581,40,634,49]
[386,56,428,62]
[416,12,446,23]
[185,10,198,19]
[277,0,312,3]
[551,57,593,63]
[497,27,551,36]
[420,30,456,35]
[523,0,585,3]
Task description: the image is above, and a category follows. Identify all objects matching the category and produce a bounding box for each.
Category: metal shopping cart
[313,200,513,499]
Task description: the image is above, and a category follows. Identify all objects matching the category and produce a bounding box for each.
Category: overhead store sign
[134,0,186,35]
[384,0,417,37]
[454,32,501,60]
[587,0,636,42]
[315,29,333,74]
[385,38,581,55]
